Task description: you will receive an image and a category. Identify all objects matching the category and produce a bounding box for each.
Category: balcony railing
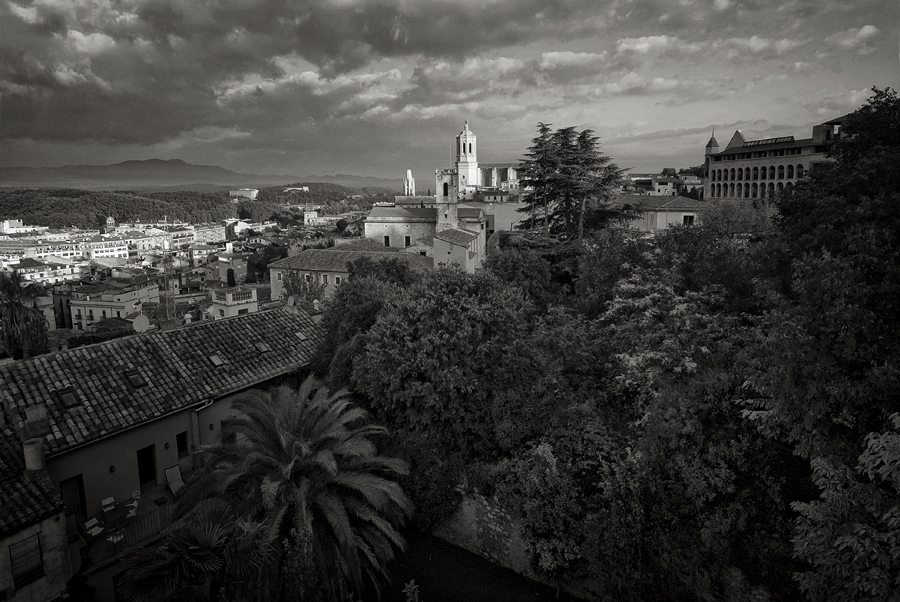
[89,506,166,563]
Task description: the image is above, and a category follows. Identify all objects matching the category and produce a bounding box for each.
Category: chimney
[24,405,50,438]
[312,299,321,312]
[184,312,193,324]
[23,438,46,472]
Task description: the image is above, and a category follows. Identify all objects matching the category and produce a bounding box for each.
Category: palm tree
[181,377,413,602]
[119,498,271,602]
[0,270,49,359]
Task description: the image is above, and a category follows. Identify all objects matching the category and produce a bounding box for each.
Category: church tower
[435,169,458,232]
[455,121,479,199]
[403,169,415,196]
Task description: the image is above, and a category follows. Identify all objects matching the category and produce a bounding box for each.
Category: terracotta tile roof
[332,238,400,252]
[367,207,436,221]
[435,228,477,246]
[616,195,705,211]
[0,309,323,460]
[0,437,65,538]
[457,207,484,219]
[393,196,426,206]
[269,249,433,273]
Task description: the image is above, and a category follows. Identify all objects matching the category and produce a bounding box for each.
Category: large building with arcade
[704,116,844,200]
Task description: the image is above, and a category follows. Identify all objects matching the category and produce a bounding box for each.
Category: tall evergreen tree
[517,123,623,238]
[517,122,555,233]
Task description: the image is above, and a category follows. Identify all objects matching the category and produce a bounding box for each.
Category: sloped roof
[0,435,65,538]
[333,238,401,252]
[435,228,477,246]
[14,258,46,269]
[0,309,323,460]
[367,206,436,221]
[457,206,484,220]
[626,195,706,211]
[393,196,426,206]
[269,249,433,273]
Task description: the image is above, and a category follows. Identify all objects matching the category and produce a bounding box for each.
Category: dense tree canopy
[297,88,900,602]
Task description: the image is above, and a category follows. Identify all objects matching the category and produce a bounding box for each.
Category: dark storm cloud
[0,0,614,146]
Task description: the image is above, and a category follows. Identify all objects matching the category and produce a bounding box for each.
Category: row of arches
[710,164,804,182]
[711,181,793,199]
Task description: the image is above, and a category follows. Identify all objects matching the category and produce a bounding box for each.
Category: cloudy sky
[0,0,897,184]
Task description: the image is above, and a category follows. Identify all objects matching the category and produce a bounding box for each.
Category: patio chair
[101,497,116,513]
[164,465,185,497]
[84,517,104,538]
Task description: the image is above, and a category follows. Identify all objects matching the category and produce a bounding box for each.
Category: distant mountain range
[0,158,402,192]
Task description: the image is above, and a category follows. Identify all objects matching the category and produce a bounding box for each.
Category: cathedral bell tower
[455,121,479,199]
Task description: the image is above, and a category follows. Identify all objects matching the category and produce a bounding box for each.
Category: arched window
[751,183,758,198]
[722,169,727,181]
[777,182,784,192]
[737,168,743,180]
[729,183,735,197]
[730,168,736,180]
[769,166,776,179]
[777,165,785,179]
[744,183,750,198]
[443,182,449,197]
[469,143,472,154]
[716,183,721,197]
[767,182,775,197]
[787,164,794,178]
[752,167,759,180]
[737,183,742,198]
[786,182,793,193]
[797,164,804,178]
[711,170,716,182]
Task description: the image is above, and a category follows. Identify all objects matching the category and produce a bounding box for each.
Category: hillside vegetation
[0,182,386,229]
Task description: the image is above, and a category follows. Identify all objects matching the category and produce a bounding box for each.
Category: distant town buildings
[228,188,258,201]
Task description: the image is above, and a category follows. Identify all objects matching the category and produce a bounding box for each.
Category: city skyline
[0,0,896,182]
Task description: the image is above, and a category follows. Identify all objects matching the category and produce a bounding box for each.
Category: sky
[0,0,897,185]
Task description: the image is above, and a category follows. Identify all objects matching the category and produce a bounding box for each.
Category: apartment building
[0,308,323,602]
[69,279,160,331]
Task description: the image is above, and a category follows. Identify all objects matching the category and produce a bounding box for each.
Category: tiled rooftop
[367,206,437,221]
[0,309,323,460]
[269,249,433,273]
[0,436,65,539]
[435,228,477,246]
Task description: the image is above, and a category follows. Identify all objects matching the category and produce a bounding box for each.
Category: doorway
[59,474,86,517]
[136,444,157,491]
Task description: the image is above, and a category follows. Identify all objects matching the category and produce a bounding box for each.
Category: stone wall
[433,492,606,602]
[433,492,533,578]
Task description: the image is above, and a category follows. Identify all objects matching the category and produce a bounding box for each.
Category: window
[443,183,449,197]
[335,276,342,286]
[404,236,411,247]
[218,309,225,317]
[322,275,329,285]
[57,387,80,408]
[304,273,311,283]
[237,308,248,315]
[796,164,804,178]
[683,215,695,226]
[10,533,43,589]
[176,431,188,459]
[101,310,107,319]
[277,272,282,281]
[383,236,390,247]
[124,370,147,389]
